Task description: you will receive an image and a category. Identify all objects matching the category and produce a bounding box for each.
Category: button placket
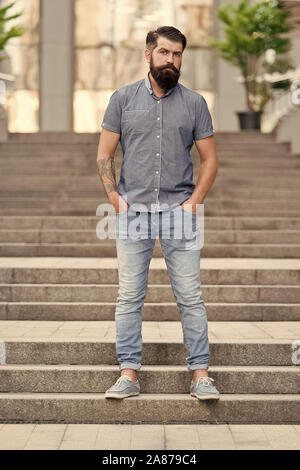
[158,99,162,203]
[154,98,162,207]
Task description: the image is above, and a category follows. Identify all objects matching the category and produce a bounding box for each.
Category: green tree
[0,1,25,64]
[207,0,295,112]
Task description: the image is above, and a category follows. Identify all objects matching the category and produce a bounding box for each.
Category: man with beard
[97,26,220,401]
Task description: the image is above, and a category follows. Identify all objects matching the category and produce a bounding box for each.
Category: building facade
[0,0,299,134]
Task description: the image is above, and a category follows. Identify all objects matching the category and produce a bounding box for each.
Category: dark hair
[146,26,186,53]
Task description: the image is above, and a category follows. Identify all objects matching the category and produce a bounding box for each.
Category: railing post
[0,103,8,142]
[0,73,15,142]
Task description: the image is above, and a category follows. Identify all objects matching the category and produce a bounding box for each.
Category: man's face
[148,37,182,92]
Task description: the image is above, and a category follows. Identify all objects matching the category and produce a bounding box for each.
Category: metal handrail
[235,67,300,84]
[263,67,300,83]
[0,72,15,82]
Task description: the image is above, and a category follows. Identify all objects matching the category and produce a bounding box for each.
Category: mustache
[160,65,178,72]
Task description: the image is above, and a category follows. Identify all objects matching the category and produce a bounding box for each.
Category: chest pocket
[122,109,150,134]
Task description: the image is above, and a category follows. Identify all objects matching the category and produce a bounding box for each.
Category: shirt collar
[144,71,178,98]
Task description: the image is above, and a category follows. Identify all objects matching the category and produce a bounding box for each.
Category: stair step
[1,243,300,257]
[0,364,298,394]
[0,150,295,161]
[1,320,298,366]
[1,259,300,284]
[1,168,300,177]
[1,302,299,321]
[1,209,300,218]
[1,229,300,244]
[2,189,300,200]
[0,393,299,424]
[1,197,300,208]
[1,283,300,302]
[1,216,299,230]
[7,132,100,144]
[2,339,295,366]
[4,131,280,144]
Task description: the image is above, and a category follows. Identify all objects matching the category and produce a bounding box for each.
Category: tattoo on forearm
[97,157,118,194]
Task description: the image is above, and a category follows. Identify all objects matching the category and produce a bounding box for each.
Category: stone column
[39,0,74,131]
[213,0,245,131]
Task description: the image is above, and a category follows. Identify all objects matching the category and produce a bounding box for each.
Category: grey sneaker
[105,375,140,399]
[190,377,220,400]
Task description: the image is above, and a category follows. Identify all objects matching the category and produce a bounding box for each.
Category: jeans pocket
[117,206,130,217]
[179,204,197,216]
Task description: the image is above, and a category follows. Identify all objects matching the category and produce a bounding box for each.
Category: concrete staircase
[0,131,299,424]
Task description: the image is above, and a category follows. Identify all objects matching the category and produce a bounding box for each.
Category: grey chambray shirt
[100,71,215,212]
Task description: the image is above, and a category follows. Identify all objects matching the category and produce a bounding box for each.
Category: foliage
[207,0,295,111]
[0,1,25,63]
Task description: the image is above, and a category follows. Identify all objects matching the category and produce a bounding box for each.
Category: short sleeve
[193,95,215,141]
[100,90,122,134]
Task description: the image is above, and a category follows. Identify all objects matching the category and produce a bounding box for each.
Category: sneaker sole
[105,391,140,399]
[191,392,220,400]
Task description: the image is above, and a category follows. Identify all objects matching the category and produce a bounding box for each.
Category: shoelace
[195,377,215,387]
[115,375,135,385]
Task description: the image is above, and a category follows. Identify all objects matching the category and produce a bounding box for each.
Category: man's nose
[165,53,175,63]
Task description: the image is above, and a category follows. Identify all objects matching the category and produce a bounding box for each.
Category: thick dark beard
[149,56,180,92]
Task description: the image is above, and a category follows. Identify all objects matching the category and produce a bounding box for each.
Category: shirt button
[157,135,160,138]
[157,100,160,103]
[157,117,160,120]
[156,170,159,174]
[156,153,159,156]
[154,188,158,191]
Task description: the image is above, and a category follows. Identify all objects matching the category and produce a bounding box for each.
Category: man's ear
[145,49,151,63]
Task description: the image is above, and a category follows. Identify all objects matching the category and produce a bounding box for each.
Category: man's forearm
[188,159,218,206]
[96,155,119,204]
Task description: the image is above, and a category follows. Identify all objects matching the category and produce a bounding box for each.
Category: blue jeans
[114,204,209,372]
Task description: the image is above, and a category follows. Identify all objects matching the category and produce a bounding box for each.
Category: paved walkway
[1,257,300,269]
[0,320,299,340]
[0,424,299,449]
